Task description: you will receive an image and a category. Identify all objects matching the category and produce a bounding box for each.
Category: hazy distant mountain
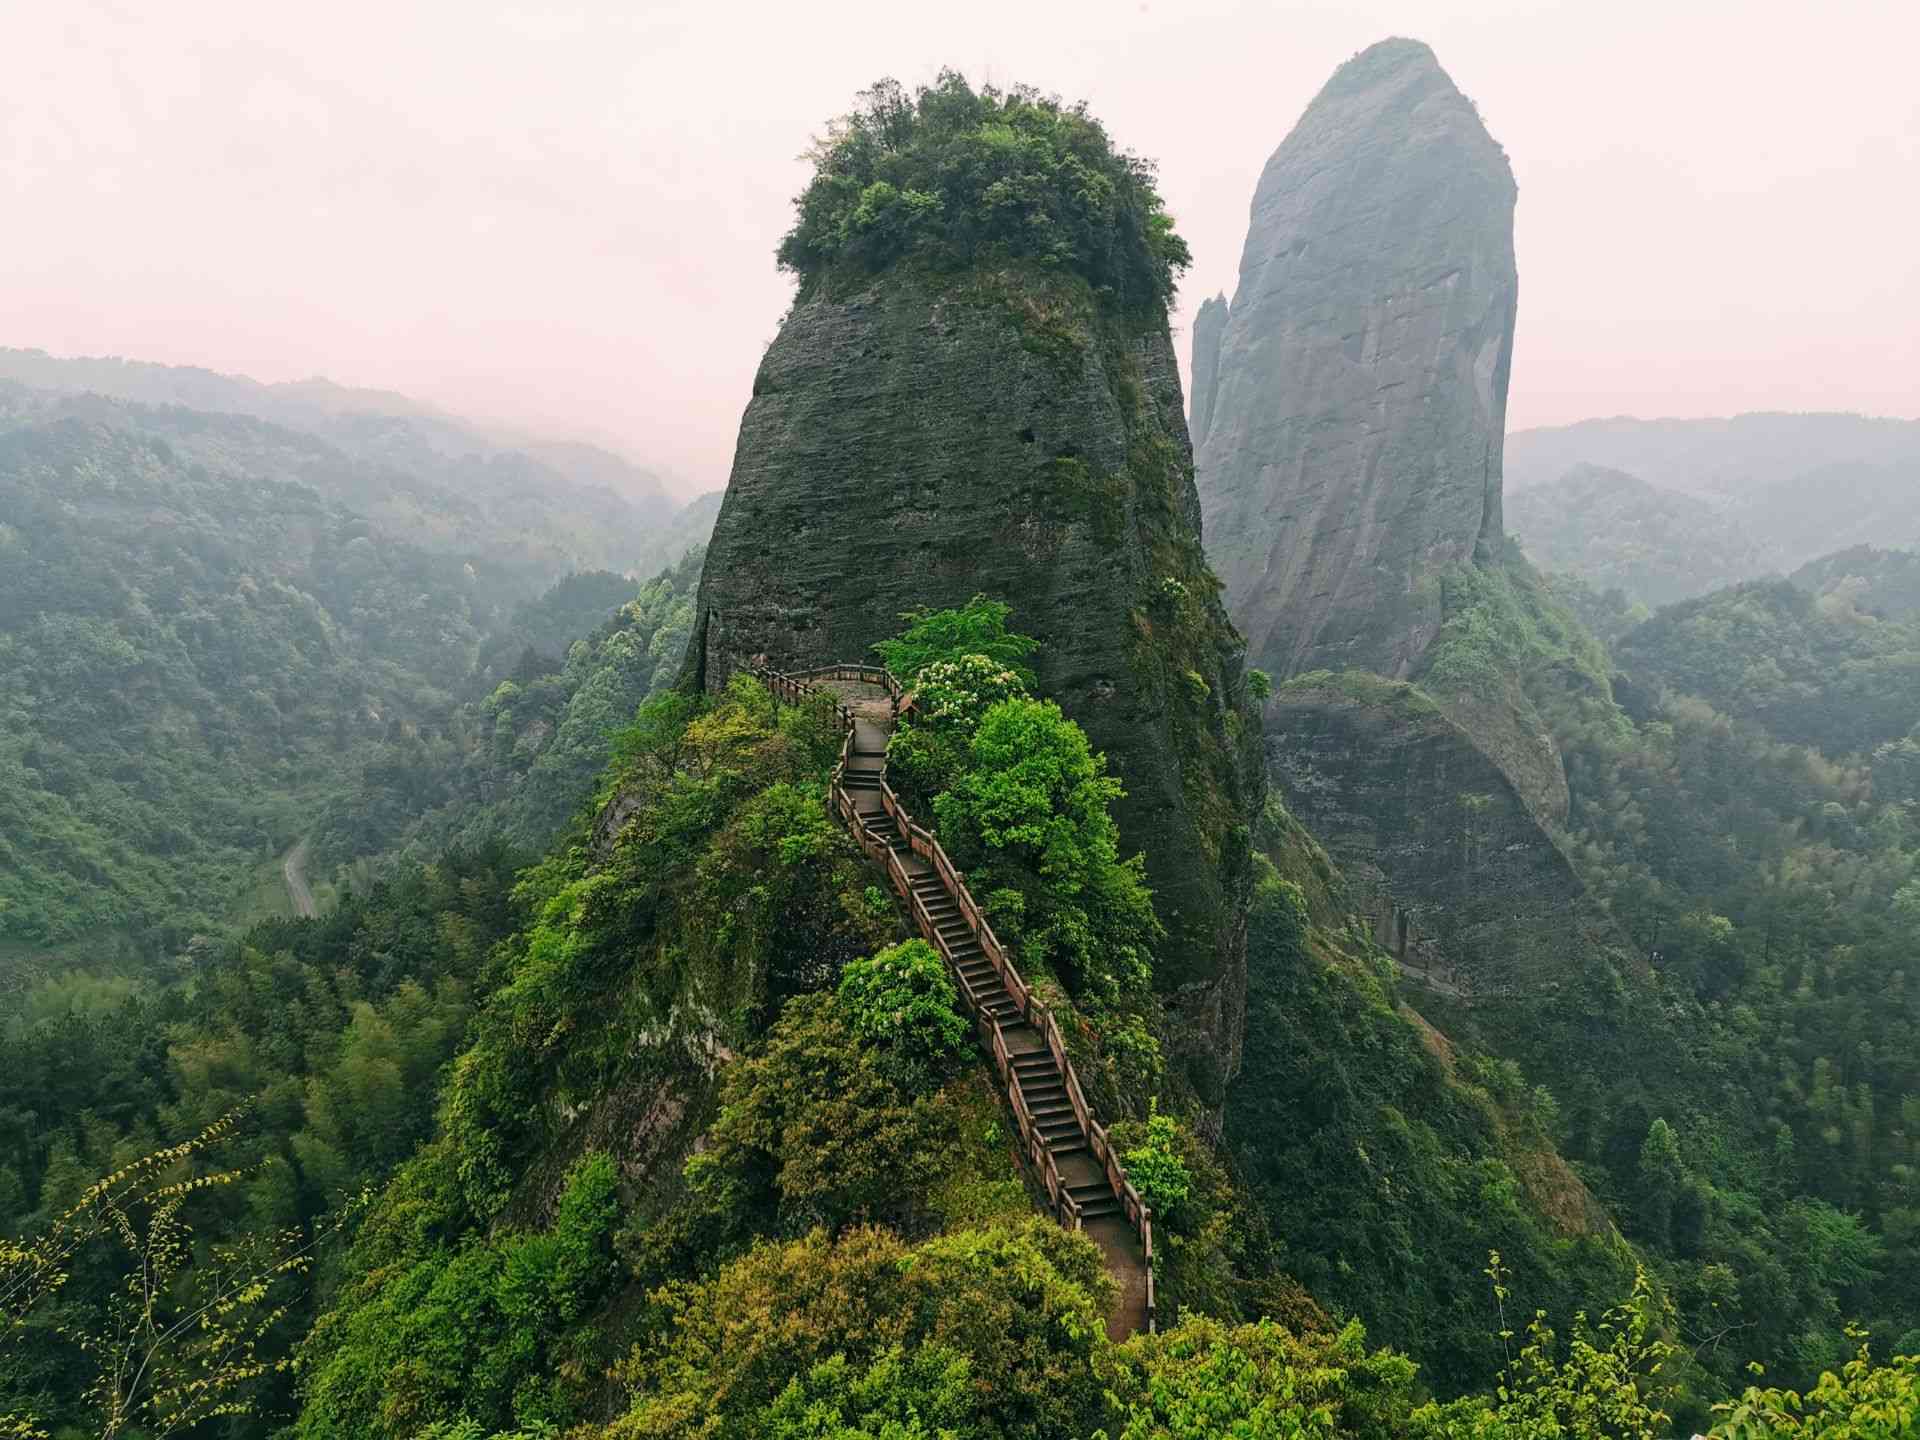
[1506,464,1771,609]
[1504,414,1920,608]
[1505,411,1920,496]
[0,347,677,512]
[1791,545,1920,620]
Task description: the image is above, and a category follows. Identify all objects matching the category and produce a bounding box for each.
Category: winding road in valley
[283,838,316,918]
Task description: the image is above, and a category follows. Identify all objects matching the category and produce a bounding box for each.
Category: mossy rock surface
[686,265,1262,1081]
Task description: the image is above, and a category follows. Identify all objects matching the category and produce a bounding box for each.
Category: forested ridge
[0,378,708,963]
[1390,539,1920,1406]
[5,72,1919,1440]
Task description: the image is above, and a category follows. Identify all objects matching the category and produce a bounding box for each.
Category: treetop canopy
[778,71,1191,309]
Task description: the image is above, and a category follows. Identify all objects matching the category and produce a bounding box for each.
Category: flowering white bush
[911,653,1029,730]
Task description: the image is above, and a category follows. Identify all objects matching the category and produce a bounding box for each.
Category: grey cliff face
[684,271,1264,1098]
[1198,37,1518,681]
[1265,680,1613,997]
[1187,292,1229,451]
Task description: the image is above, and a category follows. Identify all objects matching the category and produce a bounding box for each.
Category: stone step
[1074,1196,1123,1220]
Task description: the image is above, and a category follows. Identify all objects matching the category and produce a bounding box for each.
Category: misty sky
[6,0,1916,497]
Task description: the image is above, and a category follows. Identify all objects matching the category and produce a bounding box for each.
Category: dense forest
[0,376,713,970]
[1385,539,1920,1404]
[5,71,1918,1440]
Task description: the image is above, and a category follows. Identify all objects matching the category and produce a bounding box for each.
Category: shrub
[1120,1101,1194,1227]
[607,1220,1111,1438]
[690,993,959,1231]
[837,938,969,1073]
[873,594,1039,688]
[294,1154,621,1440]
[1096,1314,1419,1440]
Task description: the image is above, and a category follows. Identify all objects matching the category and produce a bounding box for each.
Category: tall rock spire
[1198,37,1518,681]
[685,76,1264,1096]
[1187,291,1229,450]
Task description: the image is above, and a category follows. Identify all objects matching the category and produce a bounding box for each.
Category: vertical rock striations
[1187,291,1229,450]
[685,78,1264,1098]
[1197,37,1518,682]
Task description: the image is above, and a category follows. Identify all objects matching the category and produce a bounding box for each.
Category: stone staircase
[755,663,1153,1337]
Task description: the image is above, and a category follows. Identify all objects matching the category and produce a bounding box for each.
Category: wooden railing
[753,662,1154,1328]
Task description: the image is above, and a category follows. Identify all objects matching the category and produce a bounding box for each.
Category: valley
[3,25,1916,1440]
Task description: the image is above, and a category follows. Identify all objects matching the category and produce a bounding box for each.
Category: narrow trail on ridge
[282,838,316,919]
[816,675,1152,1340]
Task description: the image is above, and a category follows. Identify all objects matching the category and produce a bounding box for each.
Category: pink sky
[6,0,1916,497]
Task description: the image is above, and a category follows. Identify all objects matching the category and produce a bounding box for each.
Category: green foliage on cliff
[837,937,969,1075]
[1228,804,1638,1396]
[779,72,1190,309]
[438,675,872,1217]
[1422,540,1612,700]
[691,988,964,1233]
[879,602,1164,1098]
[874,593,1039,687]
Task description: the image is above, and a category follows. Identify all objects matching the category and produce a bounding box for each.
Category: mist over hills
[0,345,689,508]
[1506,412,1920,608]
[7,35,1920,1440]
[1505,411,1920,496]
[0,347,721,586]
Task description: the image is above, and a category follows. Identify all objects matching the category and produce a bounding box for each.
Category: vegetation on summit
[778,71,1191,308]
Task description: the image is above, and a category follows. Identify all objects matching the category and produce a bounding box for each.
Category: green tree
[873,595,1039,688]
[1120,1101,1193,1227]
[1636,1118,1689,1250]
[1711,1332,1920,1438]
[778,73,1190,308]
[932,696,1159,999]
[1095,1314,1418,1440]
[837,939,969,1076]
